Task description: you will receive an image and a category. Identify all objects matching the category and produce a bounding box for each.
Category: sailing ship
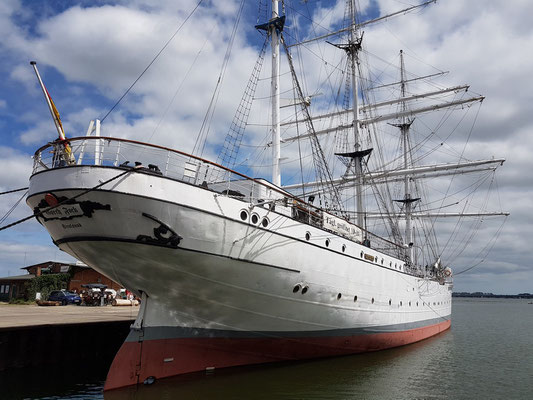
[26,0,507,391]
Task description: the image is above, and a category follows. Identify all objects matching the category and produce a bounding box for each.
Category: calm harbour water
[2,298,532,399]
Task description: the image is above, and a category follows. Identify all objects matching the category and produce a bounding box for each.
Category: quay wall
[0,320,133,371]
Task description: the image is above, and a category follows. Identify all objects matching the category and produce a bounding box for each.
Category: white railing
[33,137,406,258]
[32,137,285,204]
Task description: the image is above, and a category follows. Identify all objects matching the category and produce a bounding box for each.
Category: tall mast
[401,51,412,260]
[271,0,281,187]
[331,1,368,227]
[350,0,364,228]
[395,49,416,262]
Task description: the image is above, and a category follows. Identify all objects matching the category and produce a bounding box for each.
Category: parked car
[48,290,82,305]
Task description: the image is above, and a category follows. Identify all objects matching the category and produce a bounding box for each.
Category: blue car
[48,290,82,305]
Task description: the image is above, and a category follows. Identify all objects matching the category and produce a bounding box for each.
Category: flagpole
[30,61,66,141]
[30,61,75,165]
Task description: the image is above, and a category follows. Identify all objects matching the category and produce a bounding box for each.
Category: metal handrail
[33,136,405,255]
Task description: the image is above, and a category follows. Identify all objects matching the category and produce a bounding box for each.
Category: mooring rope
[0,187,29,195]
[0,167,141,232]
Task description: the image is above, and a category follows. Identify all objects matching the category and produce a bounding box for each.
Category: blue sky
[0,0,532,294]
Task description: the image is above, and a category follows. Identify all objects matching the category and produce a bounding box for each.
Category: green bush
[8,298,32,305]
[25,273,70,301]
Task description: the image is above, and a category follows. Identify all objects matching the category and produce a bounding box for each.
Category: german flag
[45,88,65,137]
[44,87,74,163]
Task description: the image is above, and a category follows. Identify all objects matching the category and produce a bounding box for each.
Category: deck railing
[33,137,277,200]
[33,137,408,261]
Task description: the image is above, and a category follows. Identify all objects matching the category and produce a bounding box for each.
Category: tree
[25,273,70,301]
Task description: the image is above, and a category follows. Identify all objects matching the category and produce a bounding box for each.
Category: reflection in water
[104,331,453,400]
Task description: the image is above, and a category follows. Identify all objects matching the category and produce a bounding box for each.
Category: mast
[350,0,365,229]
[330,1,371,227]
[401,50,413,261]
[392,50,418,262]
[271,0,281,187]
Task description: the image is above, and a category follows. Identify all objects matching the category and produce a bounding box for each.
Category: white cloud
[0,146,33,189]
[0,0,531,293]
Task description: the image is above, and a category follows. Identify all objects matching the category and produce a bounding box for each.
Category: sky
[0,0,531,294]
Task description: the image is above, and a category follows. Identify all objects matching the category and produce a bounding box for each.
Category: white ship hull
[27,161,451,390]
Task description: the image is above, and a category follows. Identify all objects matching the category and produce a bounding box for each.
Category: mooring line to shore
[0,167,140,232]
[0,187,29,195]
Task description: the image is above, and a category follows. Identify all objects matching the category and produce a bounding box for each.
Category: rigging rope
[0,190,28,225]
[453,217,507,276]
[99,0,205,123]
[193,0,246,159]
[146,25,216,145]
[281,33,346,217]
[0,167,139,232]
[293,85,307,201]
[0,187,29,195]
[424,100,483,259]
[215,37,268,173]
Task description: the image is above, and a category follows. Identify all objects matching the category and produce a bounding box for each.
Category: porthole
[400,301,403,306]
[293,284,301,293]
[251,214,259,224]
[325,239,330,247]
[305,232,311,241]
[389,261,392,267]
[389,299,392,306]
[342,244,346,253]
[417,302,419,306]
[337,293,342,300]
[261,218,269,228]
[301,285,309,294]
[240,210,248,221]
[360,251,364,257]
[354,295,358,302]
[371,297,375,304]
[409,301,411,307]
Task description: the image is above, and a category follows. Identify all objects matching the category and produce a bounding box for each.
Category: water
[2,298,532,399]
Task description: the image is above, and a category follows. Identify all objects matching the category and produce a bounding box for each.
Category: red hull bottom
[104,319,451,391]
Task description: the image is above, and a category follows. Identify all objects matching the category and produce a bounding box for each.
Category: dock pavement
[0,303,139,328]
